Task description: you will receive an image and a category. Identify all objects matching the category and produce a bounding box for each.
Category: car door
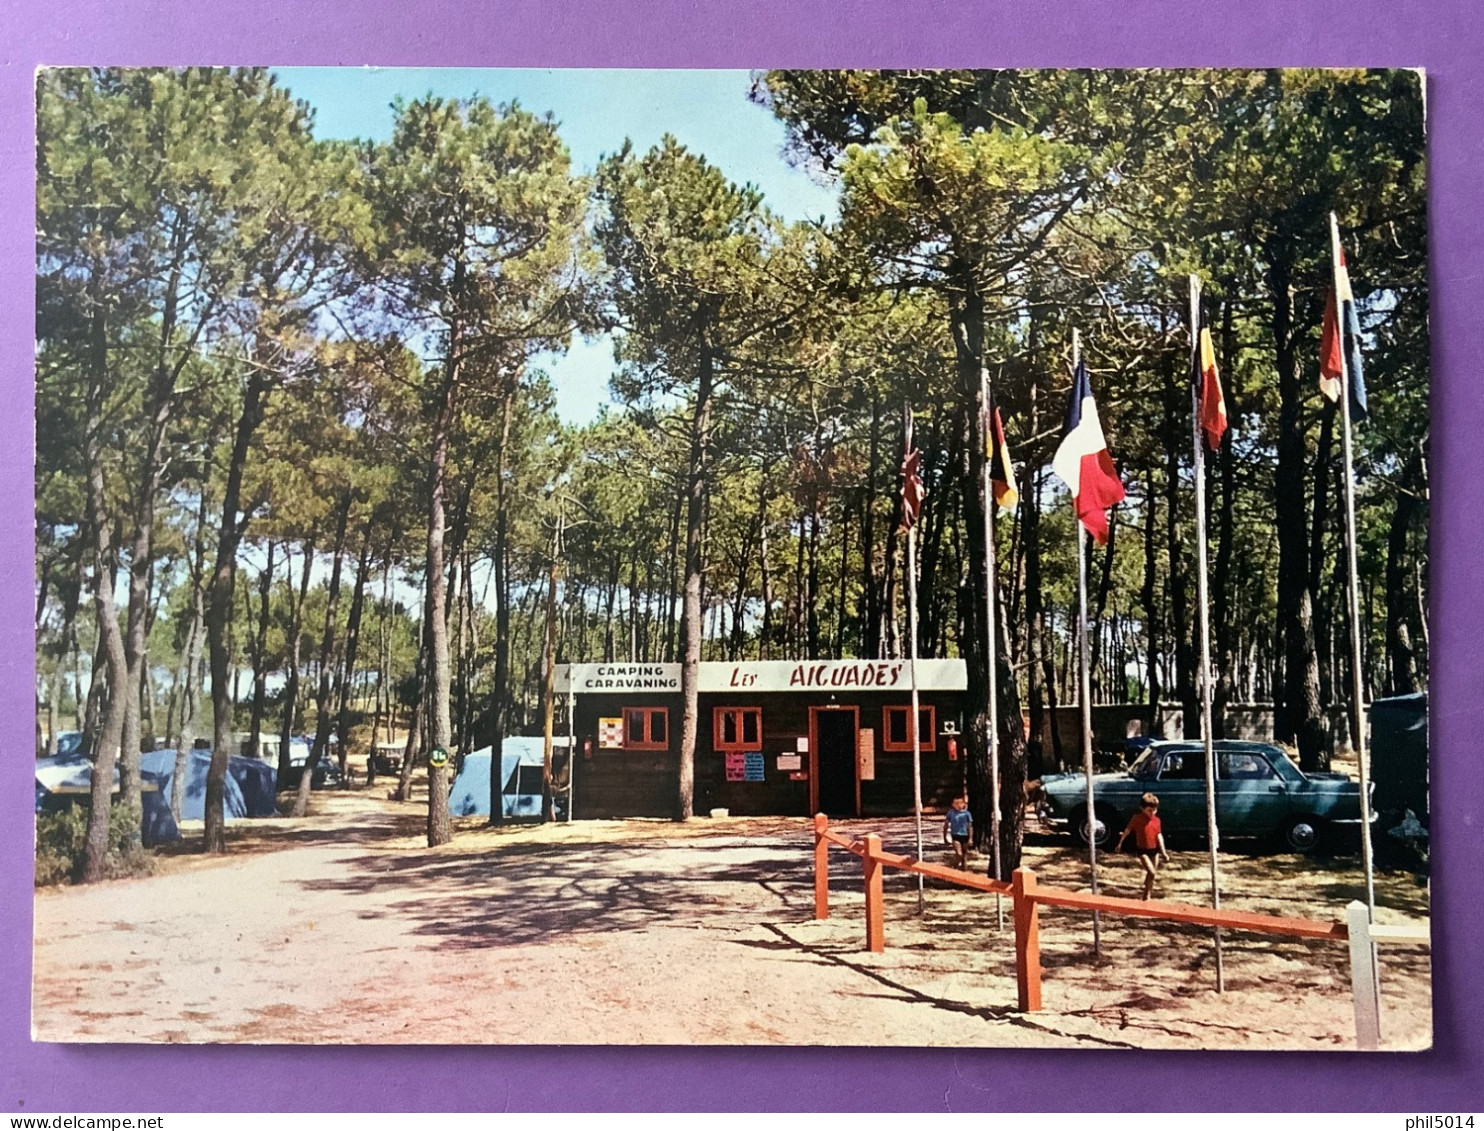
[1153,748,1209,834]
[1217,749,1285,836]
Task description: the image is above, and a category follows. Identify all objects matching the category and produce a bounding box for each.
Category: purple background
[3,0,1479,1113]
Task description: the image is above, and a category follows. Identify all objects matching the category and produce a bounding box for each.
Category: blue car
[1038,740,1372,853]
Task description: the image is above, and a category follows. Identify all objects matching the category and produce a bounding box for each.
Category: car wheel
[1281,815,1325,853]
[1071,805,1117,850]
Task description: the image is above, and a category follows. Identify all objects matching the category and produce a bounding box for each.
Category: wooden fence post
[813,813,830,920]
[1347,900,1381,1050]
[1013,867,1042,1012]
[863,832,885,953]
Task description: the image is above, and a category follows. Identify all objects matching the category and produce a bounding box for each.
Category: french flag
[1319,239,1369,422]
[1052,359,1125,545]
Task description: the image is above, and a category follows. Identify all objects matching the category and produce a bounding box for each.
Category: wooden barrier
[808,813,1408,1037]
[1347,900,1432,1050]
[813,813,830,920]
[1012,868,1041,1011]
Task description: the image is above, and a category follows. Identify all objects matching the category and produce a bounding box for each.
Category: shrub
[35,800,155,886]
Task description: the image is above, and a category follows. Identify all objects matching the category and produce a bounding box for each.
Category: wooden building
[554,660,969,819]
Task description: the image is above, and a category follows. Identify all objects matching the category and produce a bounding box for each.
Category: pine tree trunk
[663,486,683,663]
[1385,454,1424,695]
[1211,297,1239,737]
[278,543,315,789]
[1023,449,1049,780]
[861,393,881,659]
[247,541,276,761]
[489,392,514,824]
[676,341,715,822]
[1269,242,1330,769]
[424,366,456,846]
[758,482,773,661]
[119,305,191,828]
[335,533,374,785]
[952,283,1027,871]
[205,369,268,853]
[540,524,561,823]
[81,300,130,882]
[1141,468,1163,721]
[395,618,427,803]
[172,483,211,824]
[1162,342,1198,738]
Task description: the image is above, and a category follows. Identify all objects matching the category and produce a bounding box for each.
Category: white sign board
[557,664,682,693]
[699,659,966,693]
[556,659,966,694]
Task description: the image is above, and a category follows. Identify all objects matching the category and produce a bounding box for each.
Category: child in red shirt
[1115,792,1170,900]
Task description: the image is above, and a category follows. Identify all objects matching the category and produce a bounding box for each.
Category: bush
[35,800,155,886]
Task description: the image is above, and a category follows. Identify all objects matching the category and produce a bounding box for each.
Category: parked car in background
[278,738,343,791]
[370,743,403,776]
[1038,739,1372,853]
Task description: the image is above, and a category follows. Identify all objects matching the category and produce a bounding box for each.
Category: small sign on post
[427,745,450,770]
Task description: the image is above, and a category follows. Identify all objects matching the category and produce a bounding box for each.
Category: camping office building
[554,660,969,819]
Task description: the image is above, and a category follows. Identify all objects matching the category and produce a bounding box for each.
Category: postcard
[31,66,1430,1054]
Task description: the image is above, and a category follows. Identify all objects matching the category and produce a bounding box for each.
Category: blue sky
[272,68,840,424]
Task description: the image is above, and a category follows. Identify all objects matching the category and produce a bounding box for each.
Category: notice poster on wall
[725,752,746,781]
[858,727,876,781]
[777,753,801,771]
[743,752,765,781]
[598,717,624,749]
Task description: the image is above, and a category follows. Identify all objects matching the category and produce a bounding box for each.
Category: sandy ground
[31,787,1432,1049]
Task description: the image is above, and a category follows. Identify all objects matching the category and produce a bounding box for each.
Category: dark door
[815,708,858,818]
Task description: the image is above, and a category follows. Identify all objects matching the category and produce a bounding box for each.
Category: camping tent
[139,749,278,821]
[448,736,567,818]
[34,754,179,846]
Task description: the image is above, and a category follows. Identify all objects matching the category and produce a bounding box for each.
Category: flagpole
[1331,213,1378,919]
[566,686,576,823]
[1189,274,1226,994]
[980,366,1005,932]
[1073,329,1102,957]
[905,407,926,915]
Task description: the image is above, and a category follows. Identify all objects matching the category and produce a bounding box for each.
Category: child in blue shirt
[942,796,973,869]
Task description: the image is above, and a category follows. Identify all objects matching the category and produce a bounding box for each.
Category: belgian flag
[988,405,1019,511]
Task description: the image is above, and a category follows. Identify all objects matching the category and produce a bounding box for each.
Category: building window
[713,706,762,751]
[623,707,669,750]
[882,705,936,752]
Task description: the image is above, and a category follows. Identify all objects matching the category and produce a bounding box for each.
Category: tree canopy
[35,67,1427,869]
